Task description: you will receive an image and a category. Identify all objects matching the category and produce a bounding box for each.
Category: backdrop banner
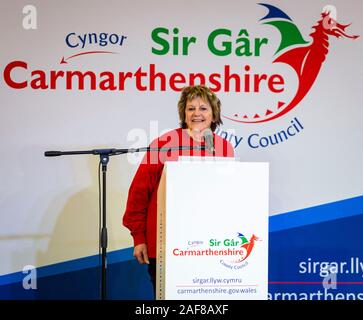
[1,0,362,300]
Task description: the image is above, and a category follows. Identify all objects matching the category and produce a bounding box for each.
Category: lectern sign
[157,161,269,300]
[172,232,260,270]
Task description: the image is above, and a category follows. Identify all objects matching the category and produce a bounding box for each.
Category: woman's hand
[133,243,150,264]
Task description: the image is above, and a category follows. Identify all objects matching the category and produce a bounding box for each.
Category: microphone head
[202,128,214,153]
[202,128,213,137]
[44,151,62,157]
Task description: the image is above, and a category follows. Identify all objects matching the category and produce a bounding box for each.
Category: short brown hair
[177,85,223,132]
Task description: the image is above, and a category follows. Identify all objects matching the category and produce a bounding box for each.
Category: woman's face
[185,97,214,133]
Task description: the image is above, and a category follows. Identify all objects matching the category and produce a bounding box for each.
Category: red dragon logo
[224,3,359,124]
[232,233,260,263]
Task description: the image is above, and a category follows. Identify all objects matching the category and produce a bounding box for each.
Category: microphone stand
[44,145,206,300]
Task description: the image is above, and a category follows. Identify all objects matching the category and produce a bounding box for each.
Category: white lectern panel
[157,161,269,300]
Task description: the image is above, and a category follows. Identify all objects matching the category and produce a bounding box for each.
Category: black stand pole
[100,154,109,300]
[44,145,206,300]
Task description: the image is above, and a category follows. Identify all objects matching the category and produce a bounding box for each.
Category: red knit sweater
[122,128,234,258]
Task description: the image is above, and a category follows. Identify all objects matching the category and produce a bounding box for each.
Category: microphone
[44,151,62,157]
[202,128,214,153]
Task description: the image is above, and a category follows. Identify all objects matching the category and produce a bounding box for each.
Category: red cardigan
[122,128,234,258]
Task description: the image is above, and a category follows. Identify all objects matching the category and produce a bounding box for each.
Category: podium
[156,159,269,300]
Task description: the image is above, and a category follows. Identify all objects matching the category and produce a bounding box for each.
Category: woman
[123,85,234,294]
